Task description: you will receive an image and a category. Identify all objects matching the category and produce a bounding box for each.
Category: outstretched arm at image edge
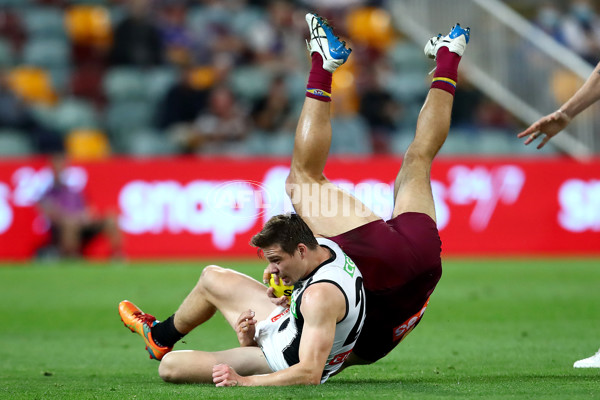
[518,62,600,148]
[559,62,600,120]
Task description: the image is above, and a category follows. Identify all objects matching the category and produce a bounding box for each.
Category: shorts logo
[328,349,353,365]
[271,308,290,322]
[392,298,430,342]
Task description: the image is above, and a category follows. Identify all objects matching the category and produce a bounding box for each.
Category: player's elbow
[297,366,323,385]
[299,374,321,386]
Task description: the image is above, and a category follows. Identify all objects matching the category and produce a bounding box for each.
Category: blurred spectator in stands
[171,85,248,154]
[65,4,113,66]
[562,0,600,65]
[247,0,271,6]
[534,3,567,45]
[38,153,122,259]
[474,99,519,130]
[453,73,518,132]
[186,1,248,67]
[0,9,26,52]
[358,60,402,153]
[451,75,485,131]
[245,0,306,72]
[250,74,295,135]
[155,64,211,131]
[299,0,371,10]
[158,0,198,66]
[109,0,165,67]
[0,70,62,153]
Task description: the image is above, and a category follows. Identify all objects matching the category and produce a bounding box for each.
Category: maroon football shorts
[327,212,442,362]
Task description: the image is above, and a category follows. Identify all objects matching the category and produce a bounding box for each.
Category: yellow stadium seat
[346,7,396,51]
[188,66,217,90]
[65,128,111,160]
[7,66,57,105]
[64,5,112,49]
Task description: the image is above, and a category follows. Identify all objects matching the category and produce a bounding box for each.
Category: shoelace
[316,15,344,45]
[133,311,156,326]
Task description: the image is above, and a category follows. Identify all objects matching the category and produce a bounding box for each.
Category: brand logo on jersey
[290,298,297,319]
[392,298,429,342]
[271,308,290,322]
[343,255,356,277]
[328,349,353,365]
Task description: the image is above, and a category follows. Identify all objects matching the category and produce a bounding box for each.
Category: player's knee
[198,265,223,287]
[197,265,230,297]
[286,170,306,187]
[285,173,298,198]
[285,171,327,199]
[287,167,327,184]
[158,353,182,383]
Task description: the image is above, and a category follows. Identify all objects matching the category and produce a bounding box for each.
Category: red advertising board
[0,156,599,260]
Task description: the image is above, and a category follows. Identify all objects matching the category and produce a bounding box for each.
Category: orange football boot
[119,300,172,360]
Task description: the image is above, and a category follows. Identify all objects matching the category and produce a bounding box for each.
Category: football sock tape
[431,47,461,96]
[151,314,184,348]
[306,53,333,102]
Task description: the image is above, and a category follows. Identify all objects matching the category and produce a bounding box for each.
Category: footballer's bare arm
[213,283,345,386]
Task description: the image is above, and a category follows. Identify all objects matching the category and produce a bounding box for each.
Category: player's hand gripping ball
[269,274,293,298]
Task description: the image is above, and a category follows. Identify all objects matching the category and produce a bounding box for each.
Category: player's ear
[297,243,307,258]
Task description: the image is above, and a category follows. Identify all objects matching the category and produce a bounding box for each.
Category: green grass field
[1,258,599,399]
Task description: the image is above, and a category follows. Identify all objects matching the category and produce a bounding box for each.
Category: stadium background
[0,1,599,398]
[0,0,598,259]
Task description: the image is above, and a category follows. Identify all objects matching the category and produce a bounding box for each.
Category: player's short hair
[250,213,318,255]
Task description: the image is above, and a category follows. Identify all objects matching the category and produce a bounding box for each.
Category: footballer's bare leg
[119,266,276,361]
[392,89,452,220]
[173,265,277,335]
[159,347,271,384]
[393,25,470,219]
[287,98,380,236]
[287,13,380,237]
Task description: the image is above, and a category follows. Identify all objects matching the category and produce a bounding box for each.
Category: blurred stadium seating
[0,1,581,157]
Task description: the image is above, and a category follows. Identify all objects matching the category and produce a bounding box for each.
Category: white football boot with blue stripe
[424,23,470,60]
[305,13,351,73]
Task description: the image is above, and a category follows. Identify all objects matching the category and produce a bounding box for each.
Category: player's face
[262,244,303,285]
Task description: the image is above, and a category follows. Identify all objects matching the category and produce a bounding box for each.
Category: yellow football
[269,274,293,298]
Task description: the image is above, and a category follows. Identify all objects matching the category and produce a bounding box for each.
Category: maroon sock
[306,53,332,102]
[431,47,461,96]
